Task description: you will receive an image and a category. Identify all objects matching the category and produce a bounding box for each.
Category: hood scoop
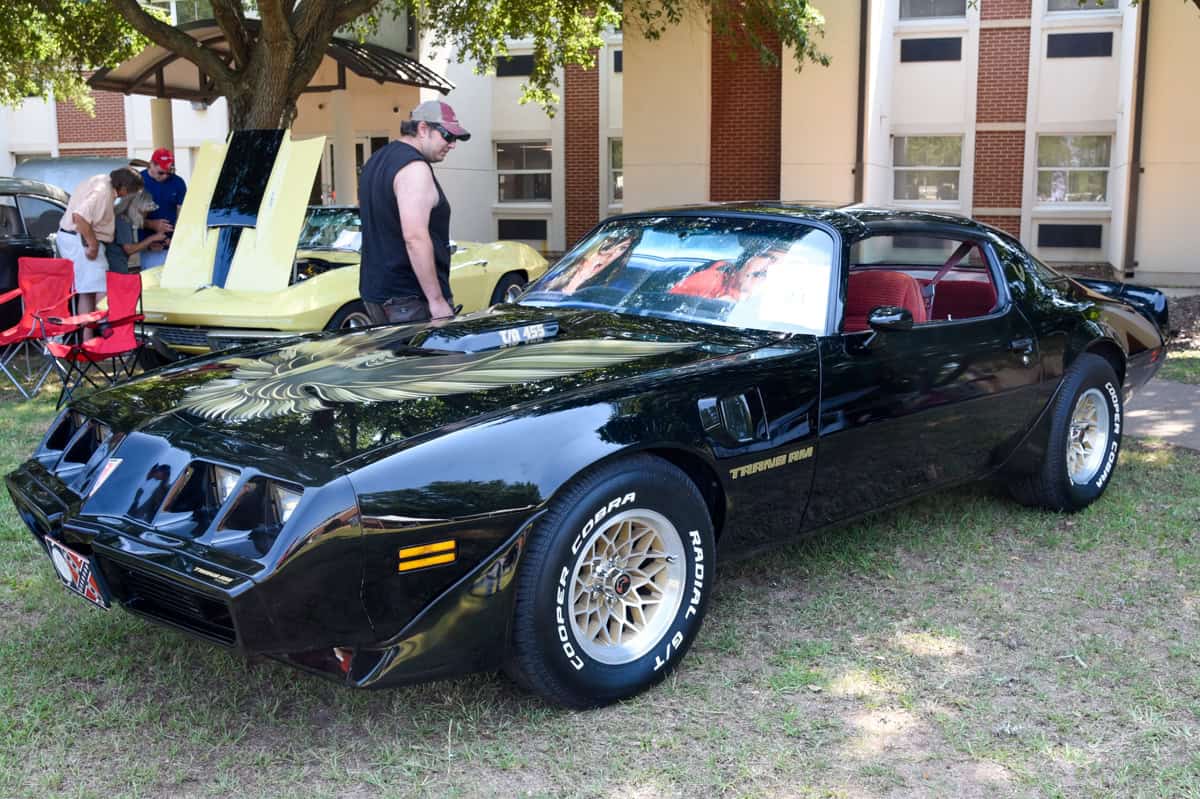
[417,319,560,353]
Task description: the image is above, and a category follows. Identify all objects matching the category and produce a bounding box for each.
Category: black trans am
[7,206,1168,708]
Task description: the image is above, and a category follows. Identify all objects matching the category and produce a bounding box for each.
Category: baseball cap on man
[150,148,175,170]
[410,100,471,141]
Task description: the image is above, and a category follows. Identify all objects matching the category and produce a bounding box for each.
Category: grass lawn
[1160,346,1200,385]
[2,388,1199,798]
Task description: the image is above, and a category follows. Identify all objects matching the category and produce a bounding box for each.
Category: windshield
[298,207,361,251]
[521,216,836,334]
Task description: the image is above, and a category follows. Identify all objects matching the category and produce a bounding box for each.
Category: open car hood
[159,130,324,294]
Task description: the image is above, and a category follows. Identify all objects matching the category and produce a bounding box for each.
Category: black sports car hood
[73,307,781,476]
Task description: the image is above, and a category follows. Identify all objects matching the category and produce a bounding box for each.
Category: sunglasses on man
[428,123,462,143]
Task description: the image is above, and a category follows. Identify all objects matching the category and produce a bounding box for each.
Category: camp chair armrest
[102,313,145,328]
[39,310,108,327]
[0,287,22,306]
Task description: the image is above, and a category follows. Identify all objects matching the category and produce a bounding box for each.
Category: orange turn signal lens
[397,540,456,572]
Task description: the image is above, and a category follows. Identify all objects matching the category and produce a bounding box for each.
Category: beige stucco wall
[1131,0,1200,287]
[1036,31,1122,126]
[780,0,861,203]
[292,65,421,140]
[622,16,712,211]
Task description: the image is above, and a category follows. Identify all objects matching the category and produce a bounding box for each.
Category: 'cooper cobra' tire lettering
[509,457,714,708]
[1007,353,1123,513]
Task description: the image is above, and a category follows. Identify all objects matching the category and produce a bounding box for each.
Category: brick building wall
[973,131,1025,208]
[56,88,126,150]
[980,0,1032,21]
[564,60,600,246]
[972,0,1030,236]
[976,28,1031,124]
[709,30,781,201]
[974,214,1022,238]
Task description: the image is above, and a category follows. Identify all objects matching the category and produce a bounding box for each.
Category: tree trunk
[224,46,301,129]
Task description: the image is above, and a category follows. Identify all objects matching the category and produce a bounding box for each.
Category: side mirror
[867,305,914,332]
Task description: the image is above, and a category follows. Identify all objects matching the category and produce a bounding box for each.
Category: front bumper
[7,459,261,649]
[7,456,536,689]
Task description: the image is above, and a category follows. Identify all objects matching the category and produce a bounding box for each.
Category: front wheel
[506,455,715,708]
[1008,353,1123,512]
[325,300,373,331]
[490,272,527,306]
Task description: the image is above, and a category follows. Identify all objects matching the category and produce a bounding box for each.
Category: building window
[609,138,623,204]
[1036,135,1111,203]
[613,50,623,72]
[498,218,549,240]
[1038,224,1103,249]
[1046,32,1113,58]
[496,141,552,202]
[496,55,535,77]
[1047,0,1116,10]
[893,136,962,202]
[899,0,966,19]
[900,37,963,62]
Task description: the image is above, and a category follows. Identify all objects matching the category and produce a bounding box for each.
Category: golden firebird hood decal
[178,331,690,421]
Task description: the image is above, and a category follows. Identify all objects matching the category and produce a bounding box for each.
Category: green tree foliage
[0,0,150,112]
[3,0,830,129]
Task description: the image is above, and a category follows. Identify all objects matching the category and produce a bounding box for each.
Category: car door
[1,193,62,329]
[803,233,1044,529]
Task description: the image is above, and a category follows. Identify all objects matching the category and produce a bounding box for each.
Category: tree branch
[331,0,386,29]
[209,0,250,69]
[257,0,296,48]
[107,0,235,88]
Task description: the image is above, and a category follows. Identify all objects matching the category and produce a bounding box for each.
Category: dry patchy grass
[2,391,1199,799]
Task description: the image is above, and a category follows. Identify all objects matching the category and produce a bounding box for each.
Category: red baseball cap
[410,100,471,140]
[150,148,175,170]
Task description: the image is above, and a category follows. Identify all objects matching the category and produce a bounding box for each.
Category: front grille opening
[212,478,281,558]
[108,561,236,646]
[62,423,99,465]
[44,412,78,452]
[158,464,220,531]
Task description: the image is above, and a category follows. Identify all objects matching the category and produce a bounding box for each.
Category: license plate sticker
[45,538,110,610]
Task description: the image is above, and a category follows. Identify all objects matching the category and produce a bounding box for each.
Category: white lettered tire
[506,455,715,708]
[1009,352,1123,512]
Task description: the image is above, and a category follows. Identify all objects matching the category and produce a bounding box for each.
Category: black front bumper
[7,459,259,649]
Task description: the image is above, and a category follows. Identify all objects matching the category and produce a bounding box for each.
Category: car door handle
[1009,337,1034,353]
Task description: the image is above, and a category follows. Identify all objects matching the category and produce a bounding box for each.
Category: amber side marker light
[397,540,456,572]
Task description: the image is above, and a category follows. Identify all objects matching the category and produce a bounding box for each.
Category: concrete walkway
[1126,378,1200,450]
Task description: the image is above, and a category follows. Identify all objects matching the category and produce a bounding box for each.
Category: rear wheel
[506,455,714,708]
[1008,353,1123,512]
[325,301,373,331]
[490,272,527,306]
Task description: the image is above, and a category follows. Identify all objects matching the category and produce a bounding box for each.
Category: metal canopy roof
[89,19,454,102]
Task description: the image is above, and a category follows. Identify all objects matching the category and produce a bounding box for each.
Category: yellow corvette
[140,131,547,354]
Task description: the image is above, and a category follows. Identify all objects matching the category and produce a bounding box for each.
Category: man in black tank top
[359,100,471,324]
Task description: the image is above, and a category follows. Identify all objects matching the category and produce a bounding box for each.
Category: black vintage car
[6,206,1168,708]
[0,177,69,329]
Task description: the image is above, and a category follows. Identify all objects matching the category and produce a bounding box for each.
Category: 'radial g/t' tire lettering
[506,455,715,708]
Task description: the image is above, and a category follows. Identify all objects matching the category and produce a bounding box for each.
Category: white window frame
[898,0,967,21]
[1035,134,1112,207]
[495,140,553,204]
[891,134,964,207]
[608,137,623,207]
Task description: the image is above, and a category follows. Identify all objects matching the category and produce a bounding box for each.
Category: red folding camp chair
[43,271,145,408]
[0,257,76,398]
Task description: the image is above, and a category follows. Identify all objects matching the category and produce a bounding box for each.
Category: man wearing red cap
[138,147,187,269]
[358,100,470,324]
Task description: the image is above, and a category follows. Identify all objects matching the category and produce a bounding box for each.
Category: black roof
[0,177,70,204]
[620,202,998,242]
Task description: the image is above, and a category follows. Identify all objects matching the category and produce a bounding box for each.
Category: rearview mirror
[867,306,914,332]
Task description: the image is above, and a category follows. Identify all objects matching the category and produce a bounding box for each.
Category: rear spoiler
[1076,278,1170,337]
